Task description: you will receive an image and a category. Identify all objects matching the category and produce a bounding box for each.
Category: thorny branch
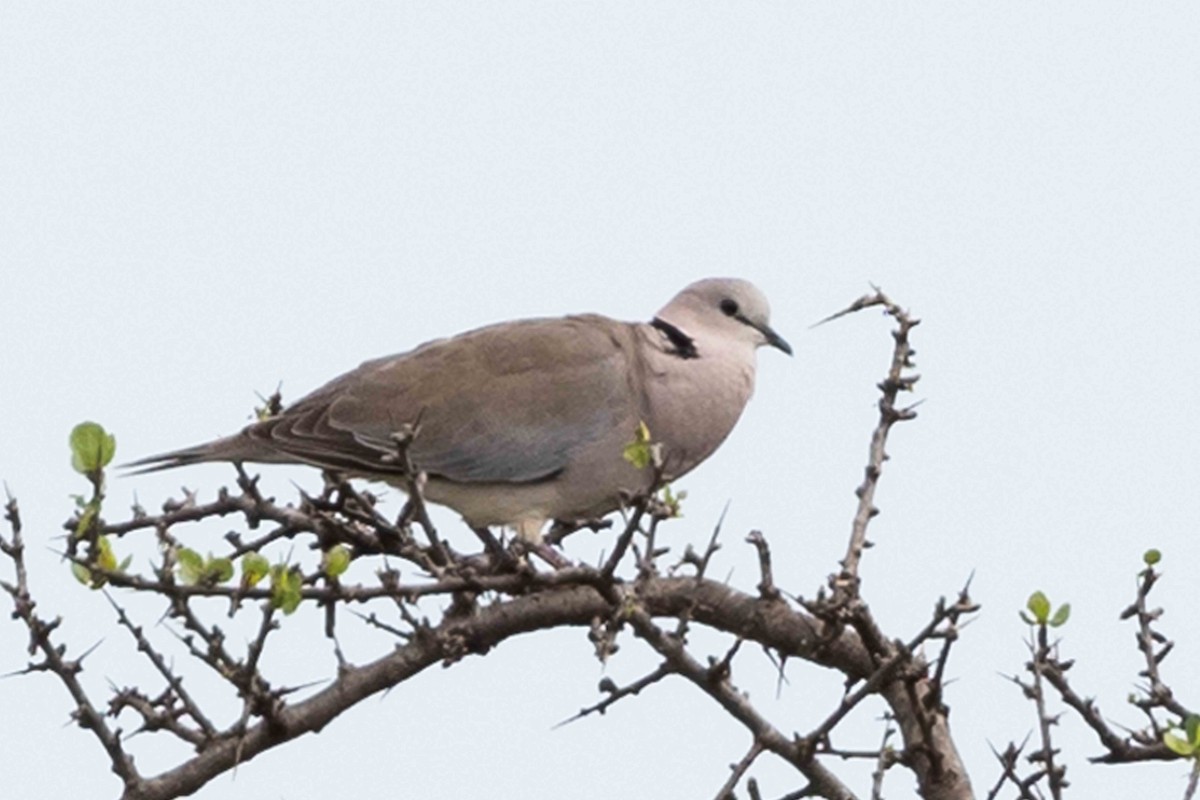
[992,557,1194,798]
[621,604,858,800]
[0,291,997,800]
[2,495,140,794]
[817,287,921,596]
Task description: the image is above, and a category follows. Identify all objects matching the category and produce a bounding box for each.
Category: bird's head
[657,278,792,357]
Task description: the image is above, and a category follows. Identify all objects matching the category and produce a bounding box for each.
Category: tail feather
[121,434,265,475]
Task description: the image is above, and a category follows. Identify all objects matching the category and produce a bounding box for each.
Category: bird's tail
[121,434,262,475]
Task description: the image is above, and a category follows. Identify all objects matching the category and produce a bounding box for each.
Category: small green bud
[1049,603,1071,628]
[241,553,270,588]
[176,548,205,585]
[1026,591,1051,624]
[322,545,351,579]
[269,565,303,614]
[623,421,654,470]
[69,422,116,474]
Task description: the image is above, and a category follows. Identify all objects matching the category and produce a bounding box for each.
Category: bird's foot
[528,541,574,570]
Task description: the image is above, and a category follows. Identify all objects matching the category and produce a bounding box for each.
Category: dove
[130,278,791,541]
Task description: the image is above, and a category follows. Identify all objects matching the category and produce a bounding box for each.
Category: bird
[129,278,791,542]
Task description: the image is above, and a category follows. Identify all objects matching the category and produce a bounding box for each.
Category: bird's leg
[469,526,516,572]
[545,517,613,547]
[507,536,574,570]
[530,542,573,570]
[513,519,574,570]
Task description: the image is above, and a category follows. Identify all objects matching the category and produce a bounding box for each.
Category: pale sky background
[2,4,1199,799]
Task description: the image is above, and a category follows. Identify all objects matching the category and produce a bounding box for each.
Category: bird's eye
[719,298,739,317]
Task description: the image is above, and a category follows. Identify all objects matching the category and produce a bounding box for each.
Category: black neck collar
[650,317,698,359]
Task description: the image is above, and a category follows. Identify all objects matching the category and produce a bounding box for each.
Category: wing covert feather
[255,316,640,484]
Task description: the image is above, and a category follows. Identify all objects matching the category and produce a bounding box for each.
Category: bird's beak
[757,323,792,356]
[732,311,793,356]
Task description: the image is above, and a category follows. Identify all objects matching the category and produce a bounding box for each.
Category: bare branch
[822,288,920,593]
[746,530,780,602]
[554,663,673,729]
[103,590,218,743]
[622,603,860,800]
[3,498,141,794]
[713,739,765,800]
[870,718,898,800]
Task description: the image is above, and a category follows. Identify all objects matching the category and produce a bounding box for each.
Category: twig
[623,602,859,800]
[822,288,920,596]
[870,718,897,800]
[2,498,142,793]
[746,530,780,601]
[553,663,673,728]
[1122,564,1189,720]
[373,419,451,570]
[799,644,912,754]
[713,739,765,800]
[985,739,1039,800]
[103,590,218,743]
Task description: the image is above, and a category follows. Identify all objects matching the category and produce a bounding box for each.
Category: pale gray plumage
[129,278,791,538]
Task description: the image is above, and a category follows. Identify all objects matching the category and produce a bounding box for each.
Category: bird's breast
[642,346,756,480]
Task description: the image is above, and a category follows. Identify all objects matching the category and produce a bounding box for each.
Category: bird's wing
[248,315,641,484]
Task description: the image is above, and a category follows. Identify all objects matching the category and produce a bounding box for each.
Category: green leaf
[241,553,270,588]
[1164,731,1197,757]
[659,485,686,518]
[176,550,235,586]
[1026,591,1051,624]
[1049,603,1071,628]
[270,565,303,615]
[95,535,118,572]
[176,548,205,585]
[1186,715,1200,746]
[74,501,99,539]
[322,545,351,579]
[69,422,116,474]
[1143,548,1162,566]
[622,421,654,469]
[70,539,120,590]
[208,557,234,584]
[71,561,93,587]
[1018,610,1036,625]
